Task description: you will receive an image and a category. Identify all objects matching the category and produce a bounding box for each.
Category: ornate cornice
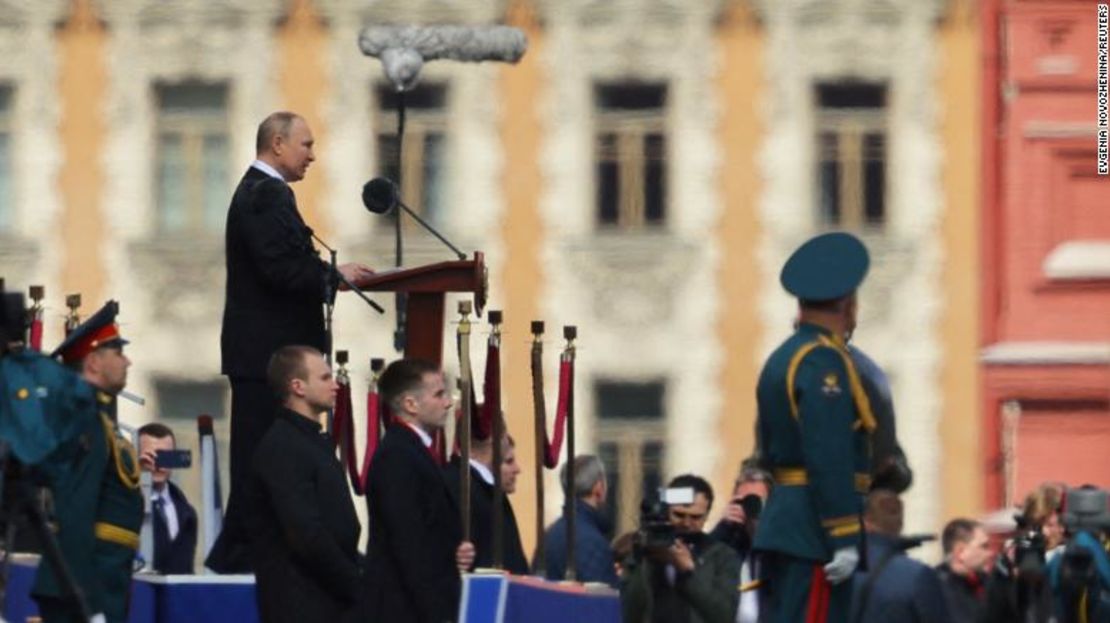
[0,0,69,29]
[94,0,286,28]
[750,0,945,25]
[315,0,507,25]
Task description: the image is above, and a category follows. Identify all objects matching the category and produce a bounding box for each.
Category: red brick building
[981,0,1110,509]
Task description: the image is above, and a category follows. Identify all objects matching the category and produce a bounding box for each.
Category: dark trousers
[36,596,86,623]
[762,553,852,623]
[204,377,277,573]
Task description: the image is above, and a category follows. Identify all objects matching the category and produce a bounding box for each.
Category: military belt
[773,467,871,494]
[94,522,140,550]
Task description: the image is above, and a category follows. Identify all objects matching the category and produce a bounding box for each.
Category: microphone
[359,25,527,91]
[362,178,398,215]
[362,177,467,261]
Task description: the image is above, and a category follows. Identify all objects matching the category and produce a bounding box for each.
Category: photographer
[982,487,1060,623]
[710,466,771,561]
[709,466,771,623]
[137,423,197,574]
[1047,485,1110,622]
[621,474,740,623]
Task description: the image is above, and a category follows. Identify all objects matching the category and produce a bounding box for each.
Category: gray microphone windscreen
[359,25,528,91]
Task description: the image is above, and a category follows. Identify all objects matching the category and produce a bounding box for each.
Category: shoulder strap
[786,335,877,433]
[853,545,901,623]
[786,340,824,420]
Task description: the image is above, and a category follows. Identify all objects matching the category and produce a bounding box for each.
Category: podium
[359,252,487,364]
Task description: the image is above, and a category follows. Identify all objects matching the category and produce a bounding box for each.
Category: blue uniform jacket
[753,323,874,562]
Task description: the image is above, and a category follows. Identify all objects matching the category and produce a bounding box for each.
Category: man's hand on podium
[337,262,376,290]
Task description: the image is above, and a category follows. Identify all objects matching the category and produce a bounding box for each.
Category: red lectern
[359,252,487,364]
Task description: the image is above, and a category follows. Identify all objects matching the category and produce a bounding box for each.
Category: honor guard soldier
[32,301,143,623]
[753,233,877,623]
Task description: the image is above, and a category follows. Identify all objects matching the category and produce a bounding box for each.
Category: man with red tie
[362,359,475,623]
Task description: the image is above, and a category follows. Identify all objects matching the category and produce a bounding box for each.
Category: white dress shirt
[250,159,285,181]
[469,459,494,486]
[404,421,433,448]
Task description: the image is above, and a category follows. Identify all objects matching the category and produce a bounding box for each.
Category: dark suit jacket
[934,562,987,623]
[220,166,327,380]
[850,534,951,623]
[363,423,462,623]
[153,481,197,575]
[442,458,530,575]
[247,409,362,623]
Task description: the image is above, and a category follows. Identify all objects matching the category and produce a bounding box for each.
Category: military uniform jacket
[752,323,874,563]
[33,388,143,622]
[220,167,327,380]
[247,408,362,622]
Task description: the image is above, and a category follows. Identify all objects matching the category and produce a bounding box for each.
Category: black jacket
[220,167,327,379]
[152,481,197,575]
[363,423,463,623]
[442,458,530,575]
[935,562,987,623]
[247,409,361,623]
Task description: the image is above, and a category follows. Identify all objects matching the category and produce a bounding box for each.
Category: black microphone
[362,178,398,214]
[362,177,467,260]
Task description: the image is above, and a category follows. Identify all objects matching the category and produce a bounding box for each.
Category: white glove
[823,547,859,584]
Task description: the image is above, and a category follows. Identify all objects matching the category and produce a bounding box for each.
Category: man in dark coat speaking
[208,111,373,572]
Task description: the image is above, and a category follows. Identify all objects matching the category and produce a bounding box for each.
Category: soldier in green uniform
[753,233,877,623]
[32,301,144,623]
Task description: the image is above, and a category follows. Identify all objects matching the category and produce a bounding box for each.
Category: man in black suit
[210,111,373,572]
[443,427,529,574]
[364,359,476,623]
[247,345,362,622]
[137,423,198,575]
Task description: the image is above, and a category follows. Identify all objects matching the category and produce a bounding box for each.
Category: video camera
[1012,513,1048,582]
[1056,486,1110,621]
[638,486,695,550]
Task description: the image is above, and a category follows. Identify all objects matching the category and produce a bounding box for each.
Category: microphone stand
[312,232,386,364]
[392,199,467,261]
[366,177,468,261]
[313,233,384,435]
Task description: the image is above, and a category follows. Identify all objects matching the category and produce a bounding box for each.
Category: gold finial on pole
[458,300,474,545]
[64,293,82,335]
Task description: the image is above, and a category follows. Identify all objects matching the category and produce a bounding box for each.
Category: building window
[595,379,666,535]
[0,85,13,232]
[816,82,887,228]
[594,83,668,229]
[154,82,230,236]
[374,83,448,228]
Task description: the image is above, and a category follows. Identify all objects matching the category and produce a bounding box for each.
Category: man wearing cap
[32,301,144,623]
[753,233,876,623]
